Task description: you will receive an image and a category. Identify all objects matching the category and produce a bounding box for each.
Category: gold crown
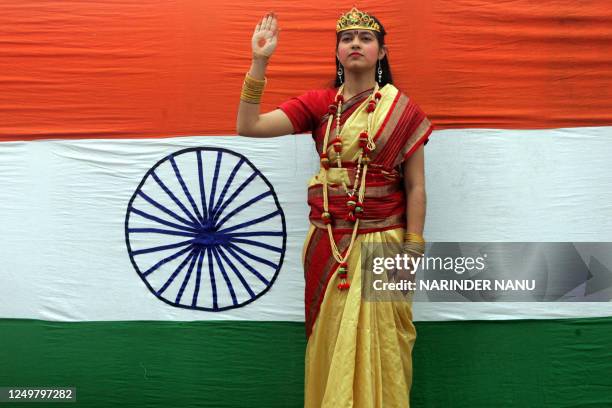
[336,6,380,33]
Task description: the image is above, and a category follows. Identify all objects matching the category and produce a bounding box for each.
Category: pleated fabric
[303,226,416,408]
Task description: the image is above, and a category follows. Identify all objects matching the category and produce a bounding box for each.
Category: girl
[236,8,433,407]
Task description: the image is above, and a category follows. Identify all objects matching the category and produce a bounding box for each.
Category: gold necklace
[319,82,381,290]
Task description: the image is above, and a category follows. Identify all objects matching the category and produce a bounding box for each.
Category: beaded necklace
[319,82,382,290]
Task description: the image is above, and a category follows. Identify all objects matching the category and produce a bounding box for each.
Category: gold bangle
[240,94,262,104]
[404,232,425,243]
[245,72,266,86]
[240,73,267,104]
[402,241,425,258]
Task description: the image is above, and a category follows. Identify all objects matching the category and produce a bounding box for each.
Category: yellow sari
[302,83,433,407]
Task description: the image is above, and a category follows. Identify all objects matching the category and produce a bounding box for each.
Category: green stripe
[0,320,305,408]
[411,317,612,408]
[1,317,611,407]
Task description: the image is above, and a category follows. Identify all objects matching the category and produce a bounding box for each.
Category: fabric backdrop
[1,1,611,407]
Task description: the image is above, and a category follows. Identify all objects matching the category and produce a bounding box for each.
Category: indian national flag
[1,1,611,407]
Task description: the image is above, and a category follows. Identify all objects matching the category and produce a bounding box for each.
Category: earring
[377,60,383,83]
[337,65,344,84]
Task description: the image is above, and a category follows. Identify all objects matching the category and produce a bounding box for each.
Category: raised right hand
[252,12,280,60]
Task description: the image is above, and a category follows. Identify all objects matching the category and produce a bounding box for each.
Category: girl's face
[336,29,385,71]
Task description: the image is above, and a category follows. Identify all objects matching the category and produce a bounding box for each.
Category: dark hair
[329,14,393,88]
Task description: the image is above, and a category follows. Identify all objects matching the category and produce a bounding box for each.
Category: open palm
[252,12,279,59]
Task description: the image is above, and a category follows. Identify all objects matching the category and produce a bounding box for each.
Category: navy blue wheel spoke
[226,242,278,270]
[132,238,194,256]
[151,171,200,226]
[137,191,199,228]
[170,156,205,224]
[218,210,280,234]
[229,238,283,254]
[216,247,256,298]
[157,249,197,296]
[210,158,244,219]
[212,172,257,224]
[215,191,273,230]
[175,248,200,304]
[225,231,284,238]
[131,208,200,233]
[211,247,238,306]
[222,244,270,286]
[206,248,218,310]
[207,152,223,219]
[191,249,205,307]
[142,244,194,277]
[128,228,197,238]
[197,151,209,220]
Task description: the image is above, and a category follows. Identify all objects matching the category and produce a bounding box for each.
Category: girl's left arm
[402,144,426,236]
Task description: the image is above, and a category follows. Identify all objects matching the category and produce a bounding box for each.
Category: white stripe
[0,127,611,322]
[418,126,612,321]
[0,135,318,322]
[415,302,612,322]
[425,127,612,242]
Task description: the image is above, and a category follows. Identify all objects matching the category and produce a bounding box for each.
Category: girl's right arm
[236,12,295,138]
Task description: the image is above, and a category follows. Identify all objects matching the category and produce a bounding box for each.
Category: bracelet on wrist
[240,72,267,104]
[403,240,425,257]
[403,232,425,243]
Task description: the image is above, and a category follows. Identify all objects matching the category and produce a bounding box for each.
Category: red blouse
[277,88,338,135]
[277,87,430,148]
